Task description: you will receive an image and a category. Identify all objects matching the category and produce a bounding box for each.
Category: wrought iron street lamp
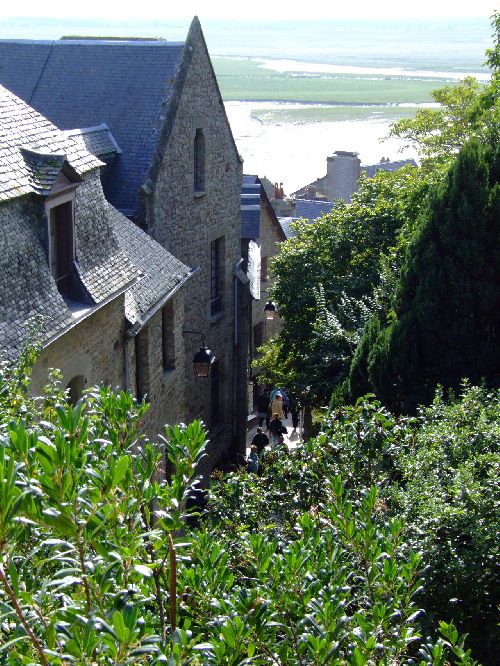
[264,300,276,320]
[183,330,215,378]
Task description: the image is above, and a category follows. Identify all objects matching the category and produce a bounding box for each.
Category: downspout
[124,337,131,391]
[233,260,242,445]
[233,258,249,450]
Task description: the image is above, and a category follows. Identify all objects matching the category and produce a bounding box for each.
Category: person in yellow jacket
[270,393,284,419]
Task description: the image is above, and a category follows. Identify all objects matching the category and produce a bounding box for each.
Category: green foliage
[0,356,209,664]
[362,138,499,412]
[259,166,427,405]
[1,352,487,664]
[206,385,497,663]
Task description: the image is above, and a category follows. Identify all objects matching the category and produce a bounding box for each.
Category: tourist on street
[247,445,259,473]
[270,392,284,419]
[251,426,269,455]
[256,389,270,430]
[269,412,284,446]
[289,394,300,431]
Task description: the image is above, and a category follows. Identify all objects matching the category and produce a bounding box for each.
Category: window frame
[210,236,224,316]
[194,127,205,194]
[45,189,76,297]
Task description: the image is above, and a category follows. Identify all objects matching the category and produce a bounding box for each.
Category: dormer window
[49,198,74,296]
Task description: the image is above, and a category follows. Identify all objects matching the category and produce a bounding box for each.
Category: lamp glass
[193,346,214,378]
[264,300,276,320]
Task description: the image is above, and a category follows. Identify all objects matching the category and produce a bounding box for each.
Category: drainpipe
[124,337,131,392]
[233,259,249,451]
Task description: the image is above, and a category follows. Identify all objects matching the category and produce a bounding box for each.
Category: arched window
[66,375,85,406]
[194,128,205,193]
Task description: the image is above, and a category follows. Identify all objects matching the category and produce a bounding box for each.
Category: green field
[212,57,445,104]
[250,104,420,125]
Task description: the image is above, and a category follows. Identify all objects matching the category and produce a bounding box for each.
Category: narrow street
[246,412,303,455]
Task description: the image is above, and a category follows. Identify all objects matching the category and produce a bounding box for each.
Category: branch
[0,564,49,666]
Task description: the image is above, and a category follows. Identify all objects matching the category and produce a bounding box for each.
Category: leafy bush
[0,350,490,664]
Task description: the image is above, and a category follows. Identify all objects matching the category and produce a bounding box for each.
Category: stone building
[292,150,417,203]
[0,84,194,445]
[240,175,286,410]
[0,17,250,465]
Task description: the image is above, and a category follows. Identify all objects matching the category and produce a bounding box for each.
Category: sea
[0,16,493,192]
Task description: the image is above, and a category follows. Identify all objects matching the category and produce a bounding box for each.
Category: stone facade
[124,289,187,440]
[30,297,127,396]
[142,20,248,463]
[0,19,251,470]
[325,151,361,202]
[0,84,193,451]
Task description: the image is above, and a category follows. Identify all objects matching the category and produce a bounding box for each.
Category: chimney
[325,151,361,202]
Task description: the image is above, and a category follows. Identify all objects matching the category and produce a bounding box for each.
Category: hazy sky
[1,0,497,21]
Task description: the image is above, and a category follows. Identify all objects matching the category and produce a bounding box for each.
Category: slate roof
[0,84,190,358]
[0,86,103,201]
[107,204,193,328]
[362,158,417,178]
[0,38,185,217]
[241,175,261,239]
[64,125,122,158]
[278,217,298,239]
[294,199,335,221]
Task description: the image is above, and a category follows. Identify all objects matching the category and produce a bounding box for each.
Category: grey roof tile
[0,39,185,217]
[107,204,192,325]
[0,85,145,358]
[294,199,335,221]
[0,85,103,200]
[361,158,417,178]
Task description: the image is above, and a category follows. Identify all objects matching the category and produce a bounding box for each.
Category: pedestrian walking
[269,412,284,446]
[247,445,259,473]
[256,389,270,430]
[289,394,300,431]
[270,393,284,419]
[251,427,269,455]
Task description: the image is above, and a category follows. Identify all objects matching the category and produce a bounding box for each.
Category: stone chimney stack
[325,150,361,202]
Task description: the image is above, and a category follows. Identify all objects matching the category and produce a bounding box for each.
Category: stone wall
[125,289,187,442]
[145,24,246,467]
[325,151,361,203]
[30,296,127,397]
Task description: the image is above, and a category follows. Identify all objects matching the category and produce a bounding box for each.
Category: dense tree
[1,348,491,664]
[258,166,427,411]
[359,139,499,412]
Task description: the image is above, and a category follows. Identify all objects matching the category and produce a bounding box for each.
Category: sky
[1,0,497,21]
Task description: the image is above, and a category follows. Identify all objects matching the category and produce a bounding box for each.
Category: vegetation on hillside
[1,348,497,664]
[351,138,500,411]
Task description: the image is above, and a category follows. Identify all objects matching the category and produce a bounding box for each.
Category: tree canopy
[258,166,427,406]
[353,138,500,412]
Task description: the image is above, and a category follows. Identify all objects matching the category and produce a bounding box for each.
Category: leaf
[134,564,153,578]
[112,455,130,487]
[113,611,129,643]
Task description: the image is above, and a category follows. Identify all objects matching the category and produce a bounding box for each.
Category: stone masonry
[143,19,247,466]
